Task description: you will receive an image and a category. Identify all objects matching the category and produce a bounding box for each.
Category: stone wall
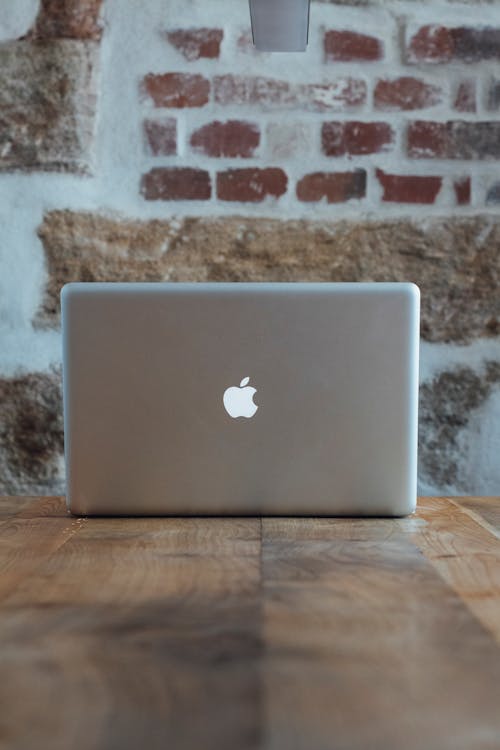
[0,0,500,497]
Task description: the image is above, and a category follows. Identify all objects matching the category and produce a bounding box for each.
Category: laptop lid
[62,282,419,516]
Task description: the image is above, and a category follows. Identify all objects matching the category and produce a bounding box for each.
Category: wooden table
[1,496,499,750]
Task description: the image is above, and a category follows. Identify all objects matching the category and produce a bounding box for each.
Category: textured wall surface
[0,0,500,496]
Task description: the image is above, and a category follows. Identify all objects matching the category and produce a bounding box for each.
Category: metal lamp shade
[249,0,311,52]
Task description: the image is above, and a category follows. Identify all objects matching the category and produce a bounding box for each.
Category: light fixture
[249,0,311,52]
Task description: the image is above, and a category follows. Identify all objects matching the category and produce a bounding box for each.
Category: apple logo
[223,376,259,419]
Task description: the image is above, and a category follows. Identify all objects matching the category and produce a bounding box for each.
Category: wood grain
[454,496,500,536]
[0,497,79,600]
[0,497,499,750]
[0,495,39,518]
[262,512,500,750]
[409,497,500,644]
[0,501,261,750]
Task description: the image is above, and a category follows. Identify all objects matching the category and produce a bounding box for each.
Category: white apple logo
[223,376,259,419]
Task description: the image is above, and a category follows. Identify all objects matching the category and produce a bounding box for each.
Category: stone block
[27,0,104,40]
[0,41,99,173]
[36,211,500,345]
[419,364,500,491]
[0,371,64,495]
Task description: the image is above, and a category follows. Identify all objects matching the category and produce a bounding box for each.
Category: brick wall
[135,11,500,212]
[0,0,500,497]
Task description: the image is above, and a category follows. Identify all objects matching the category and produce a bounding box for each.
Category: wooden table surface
[0,496,499,750]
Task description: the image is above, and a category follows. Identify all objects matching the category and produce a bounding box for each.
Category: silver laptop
[62,282,420,516]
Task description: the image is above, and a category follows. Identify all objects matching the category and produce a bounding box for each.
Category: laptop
[62,282,420,516]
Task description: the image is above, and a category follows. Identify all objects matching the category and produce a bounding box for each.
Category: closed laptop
[62,282,419,516]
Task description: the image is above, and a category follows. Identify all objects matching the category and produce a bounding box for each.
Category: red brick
[454,177,471,206]
[26,0,103,40]
[190,121,259,158]
[141,73,210,108]
[406,25,453,62]
[376,169,442,204]
[374,77,442,111]
[324,30,383,62]
[454,80,476,113]
[166,28,223,60]
[307,80,366,112]
[408,121,500,160]
[143,118,177,156]
[407,122,448,158]
[141,168,211,201]
[217,168,287,202]
[213,75,366,112]
[296,170,366,203]
[214,75,289,106]
[322,121,394,156]
[407,25,500,63]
